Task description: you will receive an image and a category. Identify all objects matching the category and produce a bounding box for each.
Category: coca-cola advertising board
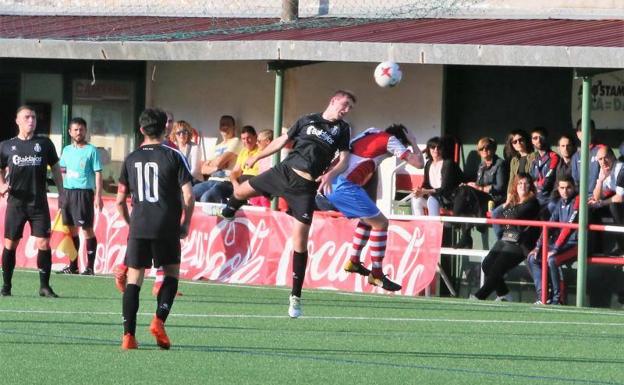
[0,197,442,296]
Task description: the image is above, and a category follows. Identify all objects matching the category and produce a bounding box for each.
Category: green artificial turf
[0,270,623,385]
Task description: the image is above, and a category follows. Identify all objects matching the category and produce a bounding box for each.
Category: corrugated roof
[0,16,622,47]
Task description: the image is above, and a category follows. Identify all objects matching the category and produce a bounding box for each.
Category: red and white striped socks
[369,229,388,278]
[349,221,371,264]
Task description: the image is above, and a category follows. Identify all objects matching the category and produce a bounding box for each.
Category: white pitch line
[14,269,624,317]
[0,308,623,327]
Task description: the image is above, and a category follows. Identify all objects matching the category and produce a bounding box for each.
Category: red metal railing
[479,217,624,304]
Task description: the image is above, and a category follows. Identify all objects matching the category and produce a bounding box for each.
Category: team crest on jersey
[34,143,41,153]
[330,125,340,136]
[10,146,16,151]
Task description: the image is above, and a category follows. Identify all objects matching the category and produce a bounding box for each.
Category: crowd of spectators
[164,114,275,209]
[411,120,624,305]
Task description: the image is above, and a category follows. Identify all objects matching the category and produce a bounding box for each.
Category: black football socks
[1,248,16,292]
[291,251,308,298]
[123,284,141,335]
[37,249,52,288]
[156,276,179,322]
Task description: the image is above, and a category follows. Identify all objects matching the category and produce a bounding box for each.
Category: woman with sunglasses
[411,136,463,216]
[492,130,536,239]
[503,129,535,194]
[171,120,202,183]
[453,137,507,248]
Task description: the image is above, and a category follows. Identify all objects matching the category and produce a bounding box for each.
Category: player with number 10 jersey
[119,144,192,240]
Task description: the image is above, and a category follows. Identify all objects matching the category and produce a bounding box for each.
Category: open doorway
[0,75,19,141]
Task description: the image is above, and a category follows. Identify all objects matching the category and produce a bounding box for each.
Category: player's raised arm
[244,133,290,169]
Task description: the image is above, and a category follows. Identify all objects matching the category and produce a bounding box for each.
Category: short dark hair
[575,118,596,131]
[531,126,549,138]
[385,124,409,147]
[69,117,87,128]
[220,115,236,126]
[333,89,357,104]
[557,175,576,187]
[139,108,167,138]
[558,134,575,145]
[16,105,35,116]
[241,125,257,136]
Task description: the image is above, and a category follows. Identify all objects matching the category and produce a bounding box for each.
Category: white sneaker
[495,294,513,302]
[288,295,302,318]
[533,300,543,305]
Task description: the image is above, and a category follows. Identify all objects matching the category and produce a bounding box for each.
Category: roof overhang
[1,38,622,68]
[1,17,622,68]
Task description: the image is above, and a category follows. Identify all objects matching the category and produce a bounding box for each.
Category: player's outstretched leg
[343,221,372,276]
[220,196,244,220]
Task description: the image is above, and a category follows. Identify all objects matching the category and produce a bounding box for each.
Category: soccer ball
[374,61,402,88]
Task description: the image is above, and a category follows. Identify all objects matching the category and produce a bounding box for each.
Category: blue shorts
[325,176,380,219]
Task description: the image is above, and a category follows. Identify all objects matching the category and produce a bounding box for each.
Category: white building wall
[148,61,443,143]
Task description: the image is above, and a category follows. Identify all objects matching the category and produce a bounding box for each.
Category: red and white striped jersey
[341,128,411,186]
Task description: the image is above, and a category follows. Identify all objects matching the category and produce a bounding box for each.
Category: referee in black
[0,105,64,297]
[116,108,194,350]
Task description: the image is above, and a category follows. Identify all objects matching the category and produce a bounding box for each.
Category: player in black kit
[116,108,194,350]
[221,90,355,318]
[0,105,64,297]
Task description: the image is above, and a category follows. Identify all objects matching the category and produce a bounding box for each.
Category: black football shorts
[124,237,181,269]
[249,162,318,225]
[4,202,51,240]
[61,189,95,228]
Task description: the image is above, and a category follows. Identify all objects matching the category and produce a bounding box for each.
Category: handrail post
[541,225,549,305]
[576,75,592,307]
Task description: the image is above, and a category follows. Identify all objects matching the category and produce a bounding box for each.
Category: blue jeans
[528,252,561,303]
[491,204,504,240]
[411,195,441,216]
[192,180,232,203]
